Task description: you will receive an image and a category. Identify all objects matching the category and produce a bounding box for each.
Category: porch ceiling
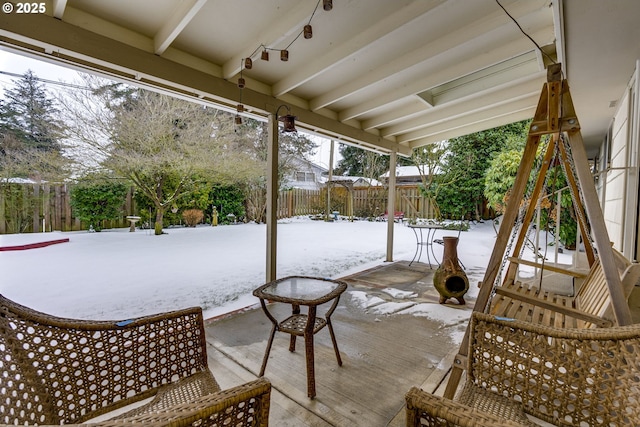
[1,0,638,156]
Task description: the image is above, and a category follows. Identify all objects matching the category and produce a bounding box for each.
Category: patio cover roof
[1,0,639,157]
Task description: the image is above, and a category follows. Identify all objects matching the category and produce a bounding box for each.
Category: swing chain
[559,133,596,257]
[489,135,552,302]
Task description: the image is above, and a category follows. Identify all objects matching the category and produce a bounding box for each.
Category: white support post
[326,140,334,221]
[265,114,278,283]
[386,151,397,262]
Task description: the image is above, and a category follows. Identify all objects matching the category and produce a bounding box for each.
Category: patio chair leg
[259,324,277,376]
[327,319,343,366]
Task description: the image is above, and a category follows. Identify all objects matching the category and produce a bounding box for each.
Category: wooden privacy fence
[277,188,323,218]
[0,183,135,234]
[278,185,435,219]
[0,183,436,234]
[331,185,435,219]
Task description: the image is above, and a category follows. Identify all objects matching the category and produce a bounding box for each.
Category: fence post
[288,190,293,217]
[33,183,40,232]
[0,187,5,234]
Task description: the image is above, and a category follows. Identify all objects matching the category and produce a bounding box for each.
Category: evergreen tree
[335,144,370,176]
[435,120,529,220]
[335,144,412,178]
[0,70,70,181]
[0,70,65,153]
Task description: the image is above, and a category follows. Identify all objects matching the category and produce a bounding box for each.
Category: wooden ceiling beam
[272,0,446,97]
[154,0,207,55]
[336,24,553,122]
[0,12,405,154]
[311,2,551,112]
[378,72,544,136]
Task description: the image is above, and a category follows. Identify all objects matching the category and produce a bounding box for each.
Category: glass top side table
[253,275,347,398]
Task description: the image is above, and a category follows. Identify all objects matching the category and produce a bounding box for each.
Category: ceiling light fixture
[304,24,313,39]
[261,50,269,61]
[280,50,289,61]
[323,0,332,11]
[244,57,253,69]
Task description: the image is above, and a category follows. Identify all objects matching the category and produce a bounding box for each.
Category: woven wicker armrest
[405,387,529,427]
[27,378,271,427]
[92,377,272,427]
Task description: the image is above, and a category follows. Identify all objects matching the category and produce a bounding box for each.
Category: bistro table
[253,275,347,398]
[408,223,444,267]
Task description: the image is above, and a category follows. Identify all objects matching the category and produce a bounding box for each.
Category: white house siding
[603,88,629,250]
[598,61,640,261]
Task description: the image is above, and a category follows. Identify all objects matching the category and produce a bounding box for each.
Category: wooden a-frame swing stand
[443,63,633,400]
[405,63,640,427]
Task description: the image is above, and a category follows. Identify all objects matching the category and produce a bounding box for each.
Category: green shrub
[210,185,245,223]
[70,181,129,231]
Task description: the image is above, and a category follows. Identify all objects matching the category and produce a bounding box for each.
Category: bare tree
[61,77,262,234]
[235,120,317,223]
[411,141,450,219]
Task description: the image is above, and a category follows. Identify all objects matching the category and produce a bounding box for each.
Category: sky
[0,48,341,168]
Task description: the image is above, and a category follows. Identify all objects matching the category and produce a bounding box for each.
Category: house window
[295,171,316,182]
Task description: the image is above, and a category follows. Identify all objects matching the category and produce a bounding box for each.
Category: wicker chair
[406,312,640,427]
[0,294,271,426]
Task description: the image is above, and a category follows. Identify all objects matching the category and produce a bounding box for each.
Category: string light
[238,0,329,72]
[234,0,331,126]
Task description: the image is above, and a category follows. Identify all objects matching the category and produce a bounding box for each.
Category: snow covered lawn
[0,217,501,321]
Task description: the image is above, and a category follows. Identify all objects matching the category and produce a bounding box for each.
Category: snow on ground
[0,217,514,327]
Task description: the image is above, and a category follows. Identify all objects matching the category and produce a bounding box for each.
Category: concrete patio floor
[203,261,470,427]
[203,260,640,426]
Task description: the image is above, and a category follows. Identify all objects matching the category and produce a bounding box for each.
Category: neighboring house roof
[328,176,382,187]
[0,177,41,184]
[379,165,440,179]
